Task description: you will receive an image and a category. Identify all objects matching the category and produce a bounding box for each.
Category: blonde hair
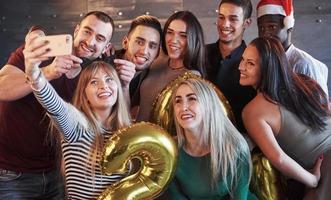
[71,61,131,178]
[172,78,251,196]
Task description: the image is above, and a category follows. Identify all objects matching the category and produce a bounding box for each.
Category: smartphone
[37,34,72,57]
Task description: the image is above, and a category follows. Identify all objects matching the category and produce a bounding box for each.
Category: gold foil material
[250,150,286,200]
[99,122,178,200]
[151,71,235,135]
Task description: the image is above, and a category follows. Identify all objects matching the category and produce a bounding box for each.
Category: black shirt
[206,40,256,133]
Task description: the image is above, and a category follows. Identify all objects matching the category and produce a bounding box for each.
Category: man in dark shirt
[113,15,162,116]
[0,11,117,199]
[206,0,256,133]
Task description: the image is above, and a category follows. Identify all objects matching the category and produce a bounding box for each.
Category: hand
[65,62,82,79]
[43,55,82,80]
[114,59,136,88]
[309,155,323,188]
[103,44,115,57]
[23,35,50,79]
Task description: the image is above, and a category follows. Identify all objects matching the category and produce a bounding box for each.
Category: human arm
[0,56,81,101]
[242,102,322,188]
[0,64,34,101]
[232,155,255,200]
[33,80,87,143]
[0,44,39,100]
[24,35,86,143]
[114,58,136,106]
[0,37,82,101]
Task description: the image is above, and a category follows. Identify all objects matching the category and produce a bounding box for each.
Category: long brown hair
[162,11,207,78]
[72,61,131,176]
[252,37,330,131]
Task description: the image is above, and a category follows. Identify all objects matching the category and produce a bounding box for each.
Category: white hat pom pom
[284,16,295,29]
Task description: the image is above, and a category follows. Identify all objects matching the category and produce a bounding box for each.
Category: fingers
[24,37,50,59]
[25,36,50,56]
[114,59,136,76]
[118,71,134,84]
[315,155,323,168]
[104,48,111,57]
[25,34,43,47]
[69,55,83,64]
[71,62,81,69]
[24,47,50,60]
[111,46,115,56]
[114,59,134,67]
[47,55,81,78]
[58,55,82,68]
[24,36,52,74]
[311,154,323,187]
[114,59,136,87]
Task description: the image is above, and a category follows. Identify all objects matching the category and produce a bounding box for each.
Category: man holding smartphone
[0,11,127,199]
[206,0,256,134]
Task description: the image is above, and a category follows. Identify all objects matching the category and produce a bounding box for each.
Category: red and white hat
[257,0,295,29]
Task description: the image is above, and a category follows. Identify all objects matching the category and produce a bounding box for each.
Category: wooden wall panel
[0,0,330,93]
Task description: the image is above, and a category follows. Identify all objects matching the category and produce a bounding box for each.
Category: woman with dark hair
[240,36,331,199]
[135,10,207,122]
[161,11,206,76]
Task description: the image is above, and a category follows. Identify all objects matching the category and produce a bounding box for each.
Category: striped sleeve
[33,81,86,143]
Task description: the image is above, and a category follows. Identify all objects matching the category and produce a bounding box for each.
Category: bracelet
[25,70,43,85]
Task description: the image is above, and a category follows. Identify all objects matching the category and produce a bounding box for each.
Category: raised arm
[242,99,322,188]
[114,58,136,107]
[0,35,81,101]
[24,35,86,143]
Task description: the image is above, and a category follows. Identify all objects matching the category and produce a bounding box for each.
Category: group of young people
[0,0,330,200]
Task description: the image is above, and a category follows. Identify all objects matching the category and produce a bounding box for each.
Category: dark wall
[0,0,330,92]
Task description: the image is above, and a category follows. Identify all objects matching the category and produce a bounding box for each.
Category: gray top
[276,105,331,168]
[136,54,189,122]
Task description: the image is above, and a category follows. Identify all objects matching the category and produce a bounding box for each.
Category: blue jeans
[0,169,65,200]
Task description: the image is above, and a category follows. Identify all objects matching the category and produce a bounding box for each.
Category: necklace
[169,65,185,70]
[168,59,185,70]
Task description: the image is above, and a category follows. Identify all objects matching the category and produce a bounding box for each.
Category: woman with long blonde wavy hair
[165,78,256,199]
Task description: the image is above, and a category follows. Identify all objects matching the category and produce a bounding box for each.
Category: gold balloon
[151,71,235,134]
[250,149,286,200]
[99,122,178,200]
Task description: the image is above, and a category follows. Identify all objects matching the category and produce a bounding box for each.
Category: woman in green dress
[166,78,257,200]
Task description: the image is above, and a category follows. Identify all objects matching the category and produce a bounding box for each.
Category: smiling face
[239,44,261,89]
[123,25,160,71]
[217,3,250,47]
[165,20,188,60]
[257,14,289,45]
[85,68,118,115]
[73,15,113,60]
[174,84,203,134]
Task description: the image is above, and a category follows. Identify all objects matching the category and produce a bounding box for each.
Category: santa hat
[257,0,295,29]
